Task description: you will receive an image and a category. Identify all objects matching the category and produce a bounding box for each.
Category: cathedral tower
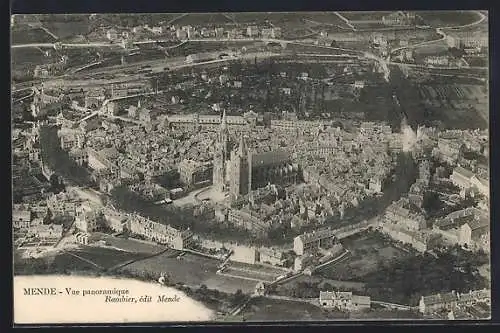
[229,134,250,200]
[213,110,230,192]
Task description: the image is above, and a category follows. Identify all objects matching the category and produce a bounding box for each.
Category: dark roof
[251,150,290,168]
[467,216,489,232]
[454,167,475,179]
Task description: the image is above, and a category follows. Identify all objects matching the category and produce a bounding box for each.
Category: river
[14,275,215,324]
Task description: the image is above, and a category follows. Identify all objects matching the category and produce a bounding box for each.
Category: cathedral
[213,111,301,202]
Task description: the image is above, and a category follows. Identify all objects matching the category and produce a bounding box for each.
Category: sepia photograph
[11,10,490,324]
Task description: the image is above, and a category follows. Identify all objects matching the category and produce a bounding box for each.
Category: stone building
[212,110,300,202]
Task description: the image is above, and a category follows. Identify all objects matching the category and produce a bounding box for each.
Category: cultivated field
[39,16,92,40]
[67,246,149,269]
[275,275,366,300]
[222,261,286,283]
[412,40,450,57]
[239,297,347,321]
[340,11,394,22]
[168,13,236,26]
[316,231,410,281]
[349,309,422,319]
[415,11,482,28]
[120,252,257,293]
[13,246,147,275]
[88,233,166,254]
[417,83,488,129]
[11,27,57,44]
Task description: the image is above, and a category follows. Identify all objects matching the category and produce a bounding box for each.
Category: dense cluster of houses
[419,289,490,315]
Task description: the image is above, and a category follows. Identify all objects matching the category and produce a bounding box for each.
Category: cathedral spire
[238,134,247,156]
[221,109,227,130]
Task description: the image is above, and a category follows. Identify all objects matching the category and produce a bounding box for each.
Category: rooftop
[251,149,290,168]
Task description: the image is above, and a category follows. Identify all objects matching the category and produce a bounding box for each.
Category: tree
[43,208,53,225]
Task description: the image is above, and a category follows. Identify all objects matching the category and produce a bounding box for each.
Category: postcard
[11,11,490,324]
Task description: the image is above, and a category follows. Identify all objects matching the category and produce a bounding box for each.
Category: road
[35,51,283,91]
[12,88,34,103]
[12,42,117,49]
[333,12,356,31]
[390,10,487,56]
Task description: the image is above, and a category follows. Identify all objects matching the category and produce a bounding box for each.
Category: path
[39,25,59,41]
[333,12,356,31]
[166,13,189,26]
[61,249,104,270]
[391,10,487,57]
[106,247,175,271]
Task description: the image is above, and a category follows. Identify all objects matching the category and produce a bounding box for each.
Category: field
[465,56,488,68]
[316,231,410,281]
[349,309,422,319]
[11,27,57,44]
[168,13,236,26]
[121,252,257,293]
[417,83,488,129]
[11,48,54,66]
[39,15,91,40]
[88,233,165,254]
[67,246,150,269]
[221,261,285,283]
[340,11,394,22]
[274,275,366,299]
[238,297,347,321]
[412,40,450,57]
[13,246,147,275]
[415,11,482,28]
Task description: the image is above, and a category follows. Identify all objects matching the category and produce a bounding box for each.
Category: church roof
[251,149,290,168]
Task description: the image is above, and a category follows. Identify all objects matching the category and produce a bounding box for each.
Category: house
[150,26,163,34]
[457,289,490,306]
[69,148,89,166]
[13,209,32,229]
[106,28,119,41]
[215,27,224,38]
[470,175,489,198]
[176,29,187,40]
[127,214,193,249]
[319,291,371,311]
[293,227,336,255]
[258,248,286,266]
[459,216,489,248]
[450,167,475,190]
[75,205,104,233]
[247,25,259,37]
[424,56,449,67]
[420,289,491,314]
[30,224,63,242]
[75,232,89,245]
[419,291,458,314]
[353,80,365,89]
[127,105,138,118]
[280,87,292,95]
[271,27,282,38]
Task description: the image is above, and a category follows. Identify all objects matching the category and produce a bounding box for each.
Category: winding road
[391,10,487,56]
